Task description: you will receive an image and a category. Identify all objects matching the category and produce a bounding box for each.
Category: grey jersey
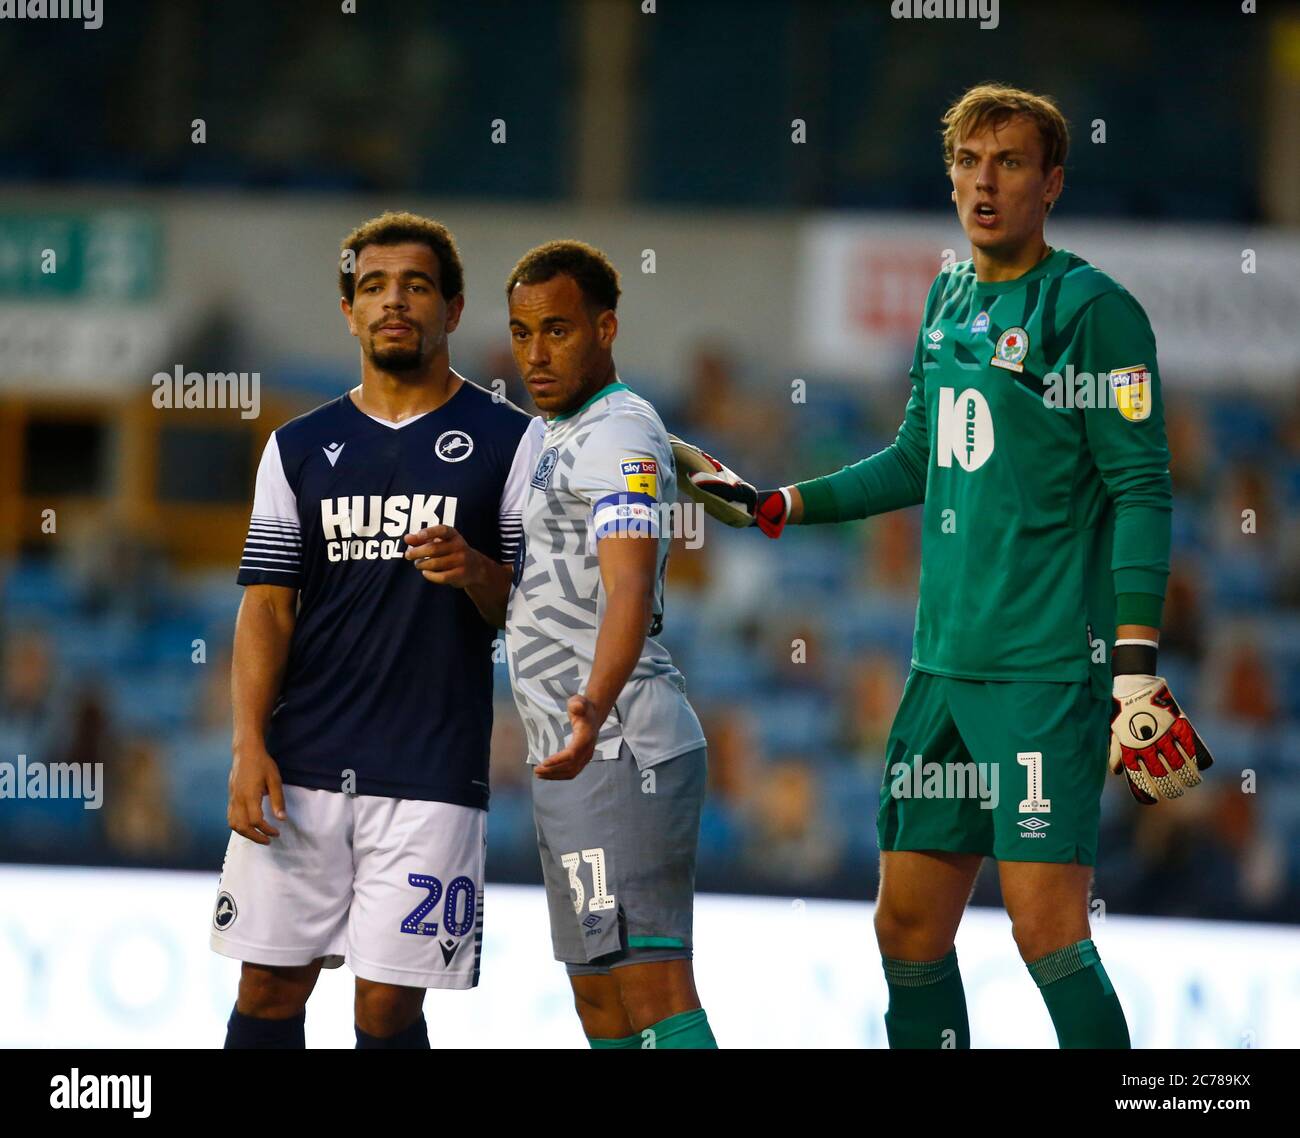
[505,383,705,767]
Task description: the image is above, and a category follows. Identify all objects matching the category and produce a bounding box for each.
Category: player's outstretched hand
[668,434,789,538]
[1109,675,1214,804]
[228,745,287,844]
[404,524,488,588]
[534,694,600,781]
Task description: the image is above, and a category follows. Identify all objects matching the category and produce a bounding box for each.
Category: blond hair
[941,83,1069,172]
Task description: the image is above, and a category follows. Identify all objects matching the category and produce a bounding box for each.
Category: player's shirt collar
[342,378,469,430]
[548,380,629,424]
[971,247,1068,295]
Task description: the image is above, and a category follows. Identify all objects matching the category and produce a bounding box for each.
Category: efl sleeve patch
[619,457,659,498]
[592,491,659,539]
[1108,365,1152,422]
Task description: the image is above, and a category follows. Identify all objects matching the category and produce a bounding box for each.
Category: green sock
[1027,939,1131,1049]
[587,1032,642,1049]
[882,950,970,1049]
[638,1008,717,1049]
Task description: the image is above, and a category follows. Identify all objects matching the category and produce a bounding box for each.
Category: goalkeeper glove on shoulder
[1109,672,1214,805]
[668,434,789,538]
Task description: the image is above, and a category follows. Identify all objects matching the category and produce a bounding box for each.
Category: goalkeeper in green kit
[679,83,1213,1049]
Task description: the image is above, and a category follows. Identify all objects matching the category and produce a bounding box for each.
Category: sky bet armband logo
[620,457,658,498]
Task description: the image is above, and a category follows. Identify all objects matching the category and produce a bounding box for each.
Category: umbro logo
[439,937,461,966]
[927,329,944,343]
[323,441,345,467]
[1017,817,1050,831]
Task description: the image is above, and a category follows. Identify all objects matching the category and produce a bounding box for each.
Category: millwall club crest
[532,446,560,490]
[435,430,474,462]
[991,326,1029,373]
[1109,364,1152,422]
[213,891,237,931]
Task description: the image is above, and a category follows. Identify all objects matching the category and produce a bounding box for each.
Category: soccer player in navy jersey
[210,212,540,1049]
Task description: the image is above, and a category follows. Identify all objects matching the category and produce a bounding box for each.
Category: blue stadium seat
[753,691,836,752]
[819,761,880,862]
[166,735,235,848]
[2,560,76,616]
[831,601,916,662]
[108,669,199,734]
[1207,555,1275,611]
[1206,398,1277,460]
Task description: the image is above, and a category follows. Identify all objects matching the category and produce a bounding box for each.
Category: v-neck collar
[343,379,467,430]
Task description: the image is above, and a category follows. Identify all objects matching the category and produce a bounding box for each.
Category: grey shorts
[531,743,707,973]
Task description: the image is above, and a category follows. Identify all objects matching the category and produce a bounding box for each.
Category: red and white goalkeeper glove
[668,434,790,538]
[1109,674,1214,805]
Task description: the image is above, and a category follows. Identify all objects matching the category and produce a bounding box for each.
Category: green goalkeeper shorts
[876,669,1111,865]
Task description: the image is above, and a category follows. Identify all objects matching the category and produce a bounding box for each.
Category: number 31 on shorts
[560,848,616,915]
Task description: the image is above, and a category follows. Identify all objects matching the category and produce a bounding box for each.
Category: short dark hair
[505,240,621,313]
[339,211,464,303]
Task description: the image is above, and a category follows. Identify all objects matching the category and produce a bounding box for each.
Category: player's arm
[229,583,296,844]
[229,432,302,843]
[678,277,941,538]
[1076,290,1213,801]
[1078,291,1174,628]
[534,533,656,781]
[536,422,663,780]
[676,371,927,536]
[787,363,929,525]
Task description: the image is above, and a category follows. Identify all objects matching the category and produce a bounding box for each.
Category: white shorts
[209,786,485,990]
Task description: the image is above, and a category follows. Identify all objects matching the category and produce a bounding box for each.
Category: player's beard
[366,339,426,373]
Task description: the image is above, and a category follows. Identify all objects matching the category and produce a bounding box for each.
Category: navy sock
[224,1007,306,1049]
[356,1013,430,1049]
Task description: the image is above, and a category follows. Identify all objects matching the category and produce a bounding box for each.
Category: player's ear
[597,309,618,348]
[340,294,359,337]
[1045,164,1064,204]
[444,293,465,334]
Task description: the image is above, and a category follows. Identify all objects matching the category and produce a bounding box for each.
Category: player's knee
[572,978,622,1026]
[1009,914,1084,963]
[614,961,698,1031]
[354,980,424,1036]
[570,974,633,1038]
[874,901,951,959]
[236,962,316,1019]
[572,983,611,1016]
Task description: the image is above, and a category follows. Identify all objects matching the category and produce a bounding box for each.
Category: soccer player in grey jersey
[503,241,716,1049]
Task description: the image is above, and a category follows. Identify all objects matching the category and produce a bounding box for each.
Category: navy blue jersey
[237,380,544,809]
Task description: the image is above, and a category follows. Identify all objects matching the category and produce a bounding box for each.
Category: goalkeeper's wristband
[1113,637,1158,677]
[753,487,790,539]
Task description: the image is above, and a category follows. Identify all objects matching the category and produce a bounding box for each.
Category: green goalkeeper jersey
[797,247,1172,690]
